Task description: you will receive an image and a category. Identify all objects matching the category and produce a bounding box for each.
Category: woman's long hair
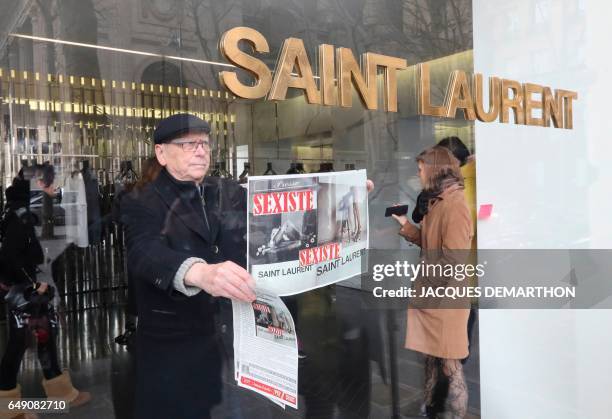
[129,157,162,193]
[416,146,463,195]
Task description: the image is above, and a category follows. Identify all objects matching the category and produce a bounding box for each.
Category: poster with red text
[247,170,368,296]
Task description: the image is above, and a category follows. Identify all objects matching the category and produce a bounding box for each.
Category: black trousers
[0,308,62,390]
[134,331,221,419]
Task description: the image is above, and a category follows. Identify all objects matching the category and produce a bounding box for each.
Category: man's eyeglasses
[169,139,211,152]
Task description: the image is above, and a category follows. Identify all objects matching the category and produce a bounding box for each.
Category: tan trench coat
[399,184,473,359]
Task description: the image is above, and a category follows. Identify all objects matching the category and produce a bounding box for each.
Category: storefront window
[0,1,479,417]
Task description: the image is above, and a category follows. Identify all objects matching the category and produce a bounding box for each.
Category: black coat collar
[153,168,219,244]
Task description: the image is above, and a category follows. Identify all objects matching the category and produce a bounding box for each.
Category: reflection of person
[392,146,473,418]
[0,165,90,411]
[436,137,478,365]
[114,157,163,346]
[438,137,476,228]
[121,114,256,419]
[412,137,474,225]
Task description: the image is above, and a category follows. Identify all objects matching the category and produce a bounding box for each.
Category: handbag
[5,269,54,314]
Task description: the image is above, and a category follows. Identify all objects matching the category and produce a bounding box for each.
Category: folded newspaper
[233,170,369,408]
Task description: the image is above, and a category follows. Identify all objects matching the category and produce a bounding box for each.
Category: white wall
[473,1,612,418]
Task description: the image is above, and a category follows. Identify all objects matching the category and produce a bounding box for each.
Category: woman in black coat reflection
[0,164,90,409]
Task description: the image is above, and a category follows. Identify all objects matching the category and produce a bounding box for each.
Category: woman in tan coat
[392,146,473,419]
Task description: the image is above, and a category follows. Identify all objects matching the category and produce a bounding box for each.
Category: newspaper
[233,290,298,408]
[233,170,369,409]
[232,295,287,408]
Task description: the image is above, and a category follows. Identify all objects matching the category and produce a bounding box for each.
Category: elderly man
[121,113,256,419]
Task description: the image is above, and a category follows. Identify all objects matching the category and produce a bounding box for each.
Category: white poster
[247,170,369,296]
[234,170,370,409]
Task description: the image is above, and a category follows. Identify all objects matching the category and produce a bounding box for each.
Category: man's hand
[184,261,256,302]
[366,179,374,193]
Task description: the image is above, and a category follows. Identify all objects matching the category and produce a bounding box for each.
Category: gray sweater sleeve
[173,257,206,296]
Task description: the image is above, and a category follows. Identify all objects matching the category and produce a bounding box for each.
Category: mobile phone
[385,204,409,217]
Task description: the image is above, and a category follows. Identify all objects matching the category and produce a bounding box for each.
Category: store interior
[0,1,480,417]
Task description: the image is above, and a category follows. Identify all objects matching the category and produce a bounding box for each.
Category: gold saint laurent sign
[219,27,577,129]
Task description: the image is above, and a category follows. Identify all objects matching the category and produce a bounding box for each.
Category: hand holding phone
[385,204,409,217]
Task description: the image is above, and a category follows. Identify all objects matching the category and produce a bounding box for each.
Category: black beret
[153,113,211,144]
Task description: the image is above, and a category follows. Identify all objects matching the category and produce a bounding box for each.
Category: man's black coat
[121,168,247,418]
